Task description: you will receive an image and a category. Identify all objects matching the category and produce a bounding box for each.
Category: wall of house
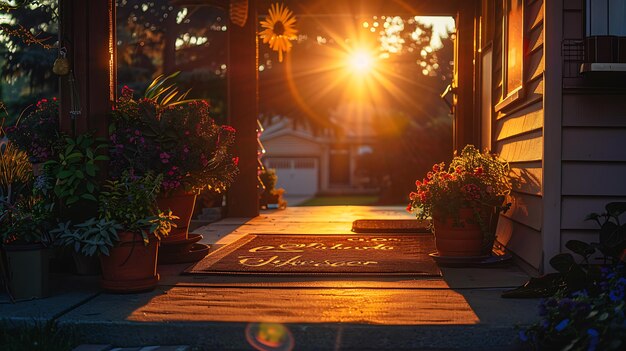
[488,0,545,271]
[559,0,626,254]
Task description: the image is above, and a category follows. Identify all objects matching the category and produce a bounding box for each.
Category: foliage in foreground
[520,202,626,350]
[0,320,76,351]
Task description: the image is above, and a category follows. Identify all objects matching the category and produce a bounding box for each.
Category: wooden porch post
[453,0,480,151]
[227,0,260,217]
[59,0,115,137]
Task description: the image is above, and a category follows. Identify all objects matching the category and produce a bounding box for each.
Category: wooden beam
[59,0,115,137]
[226,0,259,217]
[453,1,480,151]
[257,0,462,16]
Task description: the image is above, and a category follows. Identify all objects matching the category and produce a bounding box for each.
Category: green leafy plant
[0,187,55,245]
[45,133,109,207]
[519,203,626,350]
[547,202,626,294]
[143,71,193,108]
[260,168,278,192]
[52,218,122,257]
[99,171,177,245]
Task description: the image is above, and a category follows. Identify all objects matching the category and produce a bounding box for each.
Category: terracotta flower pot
[433,207,491,257]
[99,231,159,293]
[157,192,197,242]
[4,243,50,300]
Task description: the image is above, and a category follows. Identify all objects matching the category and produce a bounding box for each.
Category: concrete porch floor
[1,206,541,350]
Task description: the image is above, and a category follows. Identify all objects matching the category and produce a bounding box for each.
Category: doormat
[352,219,431,233]
[184,234,441,276]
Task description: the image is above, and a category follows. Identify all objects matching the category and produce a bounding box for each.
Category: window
[586,0,626,36]
[496,0,525,111]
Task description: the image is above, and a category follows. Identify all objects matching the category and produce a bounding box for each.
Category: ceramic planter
[157,192,197,242]
[99,231,159,293]
[4,243,50,300]
[432,207,493,257]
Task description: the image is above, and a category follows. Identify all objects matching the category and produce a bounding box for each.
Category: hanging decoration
[230,0,248,27]
[52,47,70,76]
[259,3,297,63]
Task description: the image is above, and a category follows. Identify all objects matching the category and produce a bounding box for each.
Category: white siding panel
[562,94,626,127]
[496,216,543,269]
[562,163,626,196]
[562,128,626,161]
[561,196,626,230]
[502,192,543,231]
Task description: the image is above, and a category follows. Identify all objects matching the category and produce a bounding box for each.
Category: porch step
[64,321,525,350]
[73,346,190,351]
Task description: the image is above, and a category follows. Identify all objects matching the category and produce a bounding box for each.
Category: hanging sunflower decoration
[260,3,298,63]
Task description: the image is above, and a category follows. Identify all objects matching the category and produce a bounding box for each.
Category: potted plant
[4,98,60,174]
[110,75,238,242]
[259,168,287,210]
[97,171,174,292]
[0,136,55,300]
[407,145,511,257]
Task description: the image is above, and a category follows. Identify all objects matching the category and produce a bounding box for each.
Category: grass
[298,196,379,206]
[0,320,76,351]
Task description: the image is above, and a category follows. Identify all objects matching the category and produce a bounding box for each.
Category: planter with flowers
[109,74,238,262]
[407,145,511,257]
[0,135,55,300]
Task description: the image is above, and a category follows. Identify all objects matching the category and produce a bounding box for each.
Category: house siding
[490,0,545,270]
[559,0,626,256]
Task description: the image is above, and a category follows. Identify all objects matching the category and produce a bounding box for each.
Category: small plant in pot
[407,145,511,257]
[259,168,287,210]
[98,171,176,292]
[53,171,176,293]
[0,137,55,300]
[110,75,239,242]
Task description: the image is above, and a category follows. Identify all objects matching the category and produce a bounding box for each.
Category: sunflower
[259,3,297,62]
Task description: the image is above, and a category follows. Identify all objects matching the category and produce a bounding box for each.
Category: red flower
[232,157,240,166]
[474,167,483,175]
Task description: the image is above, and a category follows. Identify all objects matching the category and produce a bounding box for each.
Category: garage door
[266,158,318,196]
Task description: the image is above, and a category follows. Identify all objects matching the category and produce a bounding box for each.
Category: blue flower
[587,328,599,351]
[609,289,624,302]
[518,330,528,342]
[555,318,570,332]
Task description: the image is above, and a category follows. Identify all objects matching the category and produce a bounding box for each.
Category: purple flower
[555,318,570,332]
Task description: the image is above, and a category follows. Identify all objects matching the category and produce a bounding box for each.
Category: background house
[261,115,378,196]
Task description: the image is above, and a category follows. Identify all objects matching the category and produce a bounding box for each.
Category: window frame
[495,0,525,112]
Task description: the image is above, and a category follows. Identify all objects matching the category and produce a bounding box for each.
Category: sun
[346,49,375,75]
